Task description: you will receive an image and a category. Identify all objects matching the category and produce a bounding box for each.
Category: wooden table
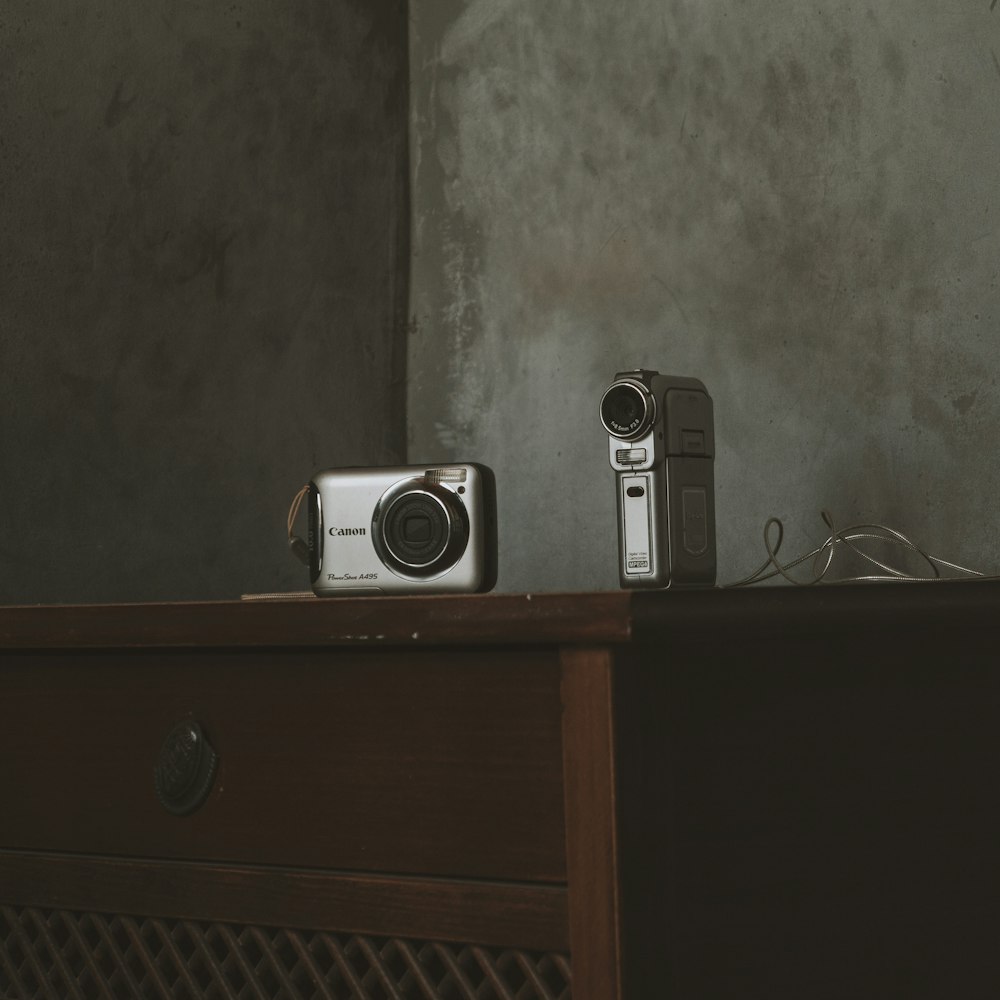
[1,583,998,998]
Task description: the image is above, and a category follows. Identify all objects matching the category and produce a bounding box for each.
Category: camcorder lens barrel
[601,383,653,439]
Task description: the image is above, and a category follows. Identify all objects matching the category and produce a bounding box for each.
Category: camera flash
[615,448,647,465]
[426,467,468,484]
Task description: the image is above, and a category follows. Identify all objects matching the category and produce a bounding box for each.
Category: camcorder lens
[601,383,653,439]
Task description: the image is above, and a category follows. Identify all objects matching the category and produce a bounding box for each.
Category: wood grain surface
[0,851,568,952]
[0,647,566,882]
[3,578,999,650]
[0,591,632,649]
[560,646,623,1000]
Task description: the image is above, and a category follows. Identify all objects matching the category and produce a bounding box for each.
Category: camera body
[600,370,716,589]
[307,464,497,597]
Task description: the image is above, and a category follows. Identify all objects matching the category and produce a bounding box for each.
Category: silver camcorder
[600,370,716,589]
[307,464,497,596]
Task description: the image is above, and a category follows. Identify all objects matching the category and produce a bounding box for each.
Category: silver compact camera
[600,370,716,589]
[307,464,497,596]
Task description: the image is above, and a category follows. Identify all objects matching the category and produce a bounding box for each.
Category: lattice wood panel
[0,906,571,1000]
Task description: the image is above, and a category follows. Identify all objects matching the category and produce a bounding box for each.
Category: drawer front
[0,648,566,881]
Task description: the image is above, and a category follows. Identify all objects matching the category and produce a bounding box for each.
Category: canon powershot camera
[600,370,716,589]
[306,464,497,596]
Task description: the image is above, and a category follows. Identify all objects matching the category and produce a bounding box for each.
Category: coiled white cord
[726,509,986,587]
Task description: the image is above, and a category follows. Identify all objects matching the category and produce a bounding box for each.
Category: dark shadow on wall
[0,0,410,604]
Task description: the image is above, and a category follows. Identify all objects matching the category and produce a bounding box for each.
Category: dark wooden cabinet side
[614,614,1000,999]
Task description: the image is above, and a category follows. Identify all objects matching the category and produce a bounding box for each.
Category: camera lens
[373,480,469,578]
[600,382,654,440]
[383,493,450,567]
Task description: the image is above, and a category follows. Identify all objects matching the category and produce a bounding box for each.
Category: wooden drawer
[0,647,566,881]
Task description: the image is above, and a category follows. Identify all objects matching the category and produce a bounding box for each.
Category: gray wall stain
[410,0,1000,591]
[0,0,409,603]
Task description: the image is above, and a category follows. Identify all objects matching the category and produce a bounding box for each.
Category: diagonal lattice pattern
[0,906,571,1000]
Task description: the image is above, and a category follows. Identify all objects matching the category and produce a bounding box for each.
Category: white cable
[725,510,986,588]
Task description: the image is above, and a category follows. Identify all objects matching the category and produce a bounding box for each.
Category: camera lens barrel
[383,492,450,566]
[600,381,655,440]
[373,479,470,578]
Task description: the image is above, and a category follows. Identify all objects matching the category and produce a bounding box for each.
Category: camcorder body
[601,370,716,589]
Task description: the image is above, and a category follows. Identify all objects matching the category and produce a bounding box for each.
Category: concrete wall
[0,0,409,603]
[409,0,1000,592]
